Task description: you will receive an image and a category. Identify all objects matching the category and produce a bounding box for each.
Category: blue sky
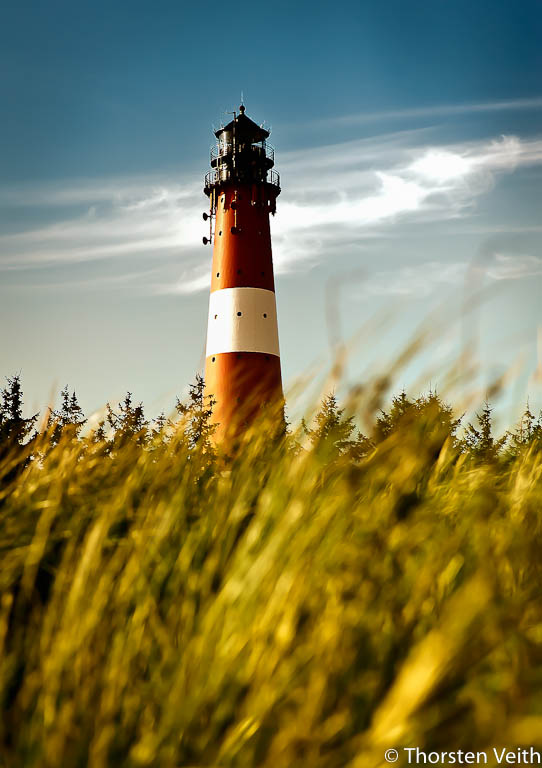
[1,0,541,429]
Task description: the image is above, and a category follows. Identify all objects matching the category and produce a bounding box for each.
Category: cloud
[0,181,204,268]
[153,263,210,295]
[486,253,542,281]
[349,252,542,299]
[270,134,542,271]
[315,97,542,129]
[351,261,466,299]
[410,150,474,182]
[0,176,200,208]
[1,129,541,294]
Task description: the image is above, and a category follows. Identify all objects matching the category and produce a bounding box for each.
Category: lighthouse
[202,105,283,442]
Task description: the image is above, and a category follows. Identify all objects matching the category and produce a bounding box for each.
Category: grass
[1,387,542,768]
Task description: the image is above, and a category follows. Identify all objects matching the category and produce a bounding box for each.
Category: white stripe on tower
[206,287,280,357]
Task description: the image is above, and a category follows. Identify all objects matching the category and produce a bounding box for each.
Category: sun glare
[411,150,472,182]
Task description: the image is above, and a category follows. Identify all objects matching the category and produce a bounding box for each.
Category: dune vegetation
[1,372,542,768]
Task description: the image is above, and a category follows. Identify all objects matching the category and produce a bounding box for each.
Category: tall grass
[1,387,542,768]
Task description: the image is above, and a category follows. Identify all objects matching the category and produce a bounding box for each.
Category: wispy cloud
[486,253,542,281]
[271,134,542,275]
[153,264,211,296]
[349,253,542,299]
[0,181,203,267]
[0,176,200,208]
[1,129,541,294]
[315,97,542,129]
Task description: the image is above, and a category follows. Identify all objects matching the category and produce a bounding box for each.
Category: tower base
[204,351,283,443]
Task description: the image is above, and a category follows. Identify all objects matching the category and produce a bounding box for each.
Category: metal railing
[204,167,280,190]
[210,141,275,165]
[267,169,280,188]
[205,169,219,187]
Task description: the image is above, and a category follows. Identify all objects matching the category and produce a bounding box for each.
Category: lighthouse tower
[203,105,283,442]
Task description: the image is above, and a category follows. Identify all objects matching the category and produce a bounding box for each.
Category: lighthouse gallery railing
[210,142,275,165]
[204,168,280,189]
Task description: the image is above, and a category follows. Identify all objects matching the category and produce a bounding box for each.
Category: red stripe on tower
[202,105,283,442]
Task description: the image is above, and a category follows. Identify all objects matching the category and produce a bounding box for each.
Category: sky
[1,0,541,429]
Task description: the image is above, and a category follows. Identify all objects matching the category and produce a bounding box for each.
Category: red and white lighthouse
[203,105,283,442]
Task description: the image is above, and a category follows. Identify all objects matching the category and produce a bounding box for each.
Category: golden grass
[1,392,542,768]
